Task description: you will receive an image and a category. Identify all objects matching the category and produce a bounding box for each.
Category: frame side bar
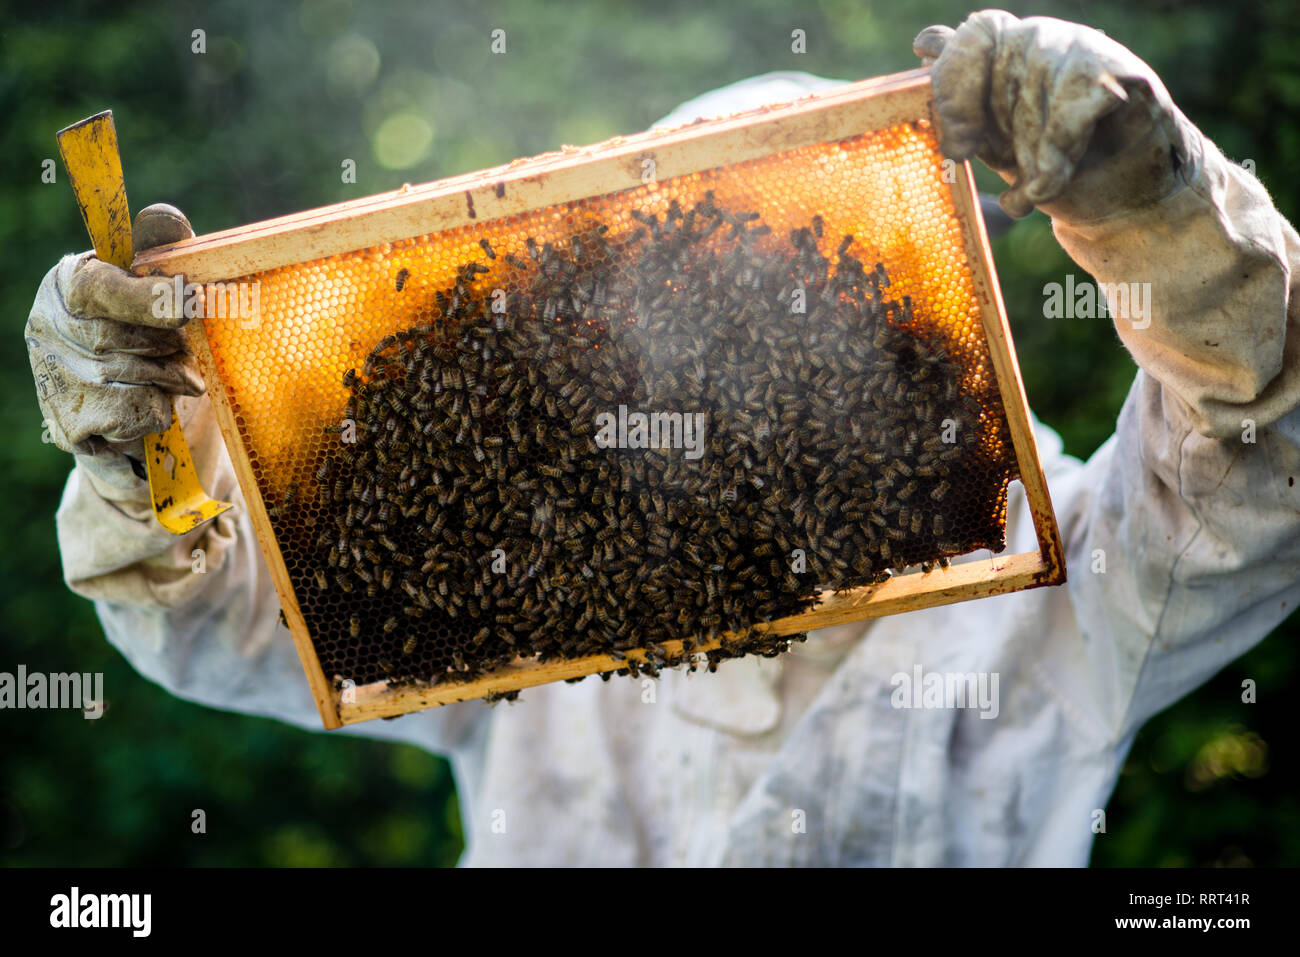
[186,323,344,729]
[950,160,1066,582]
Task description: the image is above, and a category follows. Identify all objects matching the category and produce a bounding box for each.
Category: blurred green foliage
[1,0,1296,867]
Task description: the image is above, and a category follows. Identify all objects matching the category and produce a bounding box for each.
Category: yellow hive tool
[56,111,232,534]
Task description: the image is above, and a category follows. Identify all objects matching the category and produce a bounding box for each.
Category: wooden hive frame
[133,67,1066,728]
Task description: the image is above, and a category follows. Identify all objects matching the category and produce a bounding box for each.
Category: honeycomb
[198,118,1019,692]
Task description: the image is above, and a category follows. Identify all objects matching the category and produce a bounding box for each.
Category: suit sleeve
[1050,125,1300,739]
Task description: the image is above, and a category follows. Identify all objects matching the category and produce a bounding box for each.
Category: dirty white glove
[914,10,1196,223]
[26,204,205,499]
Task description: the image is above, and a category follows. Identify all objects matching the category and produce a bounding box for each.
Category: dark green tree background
[1,0,1295,866]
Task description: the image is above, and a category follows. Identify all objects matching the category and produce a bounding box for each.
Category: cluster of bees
[295,194,1012,691]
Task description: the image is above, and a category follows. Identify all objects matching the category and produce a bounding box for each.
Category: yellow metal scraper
[56,110,232,534]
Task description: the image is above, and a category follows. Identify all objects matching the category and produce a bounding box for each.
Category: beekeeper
[28,11,1300,865]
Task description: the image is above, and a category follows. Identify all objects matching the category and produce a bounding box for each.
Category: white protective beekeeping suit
[34,14,1300,865]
